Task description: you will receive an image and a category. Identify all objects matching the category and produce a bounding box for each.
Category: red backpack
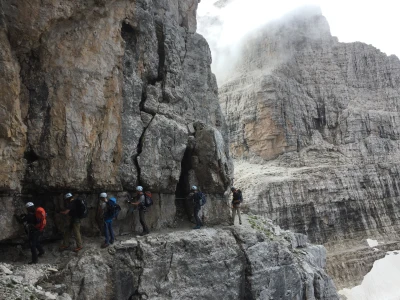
[35,207,47,231]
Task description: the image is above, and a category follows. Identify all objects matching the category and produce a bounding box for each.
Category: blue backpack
[108,198,121,219]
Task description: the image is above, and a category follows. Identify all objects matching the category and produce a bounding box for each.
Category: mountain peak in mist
[198,4,332,84]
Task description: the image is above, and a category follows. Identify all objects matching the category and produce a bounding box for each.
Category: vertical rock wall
[0,0,232,240]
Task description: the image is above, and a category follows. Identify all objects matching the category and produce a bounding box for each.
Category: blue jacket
[104,198,117,223]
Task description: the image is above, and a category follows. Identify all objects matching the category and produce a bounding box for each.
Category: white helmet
[64,193,73,199]
[25,202,34,208]
[100,192,107,198]
[136,186,143,192]
[191,185,197,191]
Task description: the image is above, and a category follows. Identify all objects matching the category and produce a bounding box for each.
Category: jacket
[188,192,202,206]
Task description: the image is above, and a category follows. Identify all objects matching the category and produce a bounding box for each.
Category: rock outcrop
[0,0,232,240]
[0,218,339,300]
[210,5,400,289]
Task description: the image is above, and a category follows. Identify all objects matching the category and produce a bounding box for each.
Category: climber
[59,193,83,252]
[187,185,203,229]
[15,202,47,264]
[231,187,243,225]
[129,186,150,236]
[100,193,119,248]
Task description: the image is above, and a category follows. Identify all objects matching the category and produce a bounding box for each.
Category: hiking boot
[73,246,83,253]
[101,243,110,248]
[193,225,201,230]
[239,222,242,225]
[38,251,45,257]
[28,261,38,265]
[110,240,114,245]
[59,245,69,251]
[140,231,149,236]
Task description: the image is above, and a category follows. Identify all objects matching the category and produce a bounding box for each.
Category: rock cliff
[0,0,232,240]
[213,6,400,289]
[0,2,340,298]
[0,218,339,300]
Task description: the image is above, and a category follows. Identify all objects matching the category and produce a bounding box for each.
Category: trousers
[62,217,82,248]
[232,206,242,224]
[104,221,115,244]
[139,210,149,233]
[194,205,203,227]
[29,230,44,263]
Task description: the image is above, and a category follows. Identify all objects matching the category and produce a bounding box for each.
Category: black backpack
[199,192,207,206]
[238,189,243,202]
[233,190,243,205]
[75,197,88,219]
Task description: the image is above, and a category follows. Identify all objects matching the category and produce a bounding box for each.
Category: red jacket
[35,207,47,231]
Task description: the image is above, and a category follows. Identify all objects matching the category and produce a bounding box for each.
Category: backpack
[233,190,243,205]
[112,203,122,219]
[237,189,243,203]
[35,207,47,231]
[144,191,153,207]
[75,197,88,219]
[107,198,121,219]
[199,192,207,206]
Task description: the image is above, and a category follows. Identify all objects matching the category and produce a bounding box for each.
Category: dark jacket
[188,191,202,207]
[19,209,46,233]
[67,200,78,218]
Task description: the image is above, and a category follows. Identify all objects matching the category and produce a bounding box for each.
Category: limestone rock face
[212,6,400,289]
[1,222,337,300]
[0,0,232,240]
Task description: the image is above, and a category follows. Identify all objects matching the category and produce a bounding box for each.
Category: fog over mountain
[197,0,400,84]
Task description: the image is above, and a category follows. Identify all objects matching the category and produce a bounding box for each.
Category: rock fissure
[230,228,255,300]
[134,113,156,187]
[154,20,165,82]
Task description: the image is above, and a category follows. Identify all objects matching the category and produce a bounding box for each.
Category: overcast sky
[197,0,400,58]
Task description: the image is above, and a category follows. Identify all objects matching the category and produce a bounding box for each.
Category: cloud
[197,0,400,84]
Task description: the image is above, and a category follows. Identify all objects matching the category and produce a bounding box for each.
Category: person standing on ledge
[130,186,150,236]
[187,185,203,229]
[100,192,119,248]
[231,187,243,225]
[16,202,47,264]
[59,193,83,252]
